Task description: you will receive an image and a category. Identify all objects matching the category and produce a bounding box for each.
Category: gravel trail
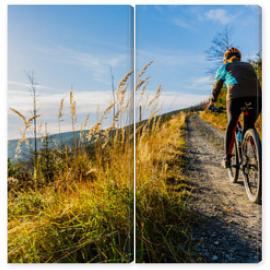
[185,113,261,263]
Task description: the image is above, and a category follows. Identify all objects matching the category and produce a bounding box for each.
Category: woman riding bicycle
[209,47,262,168]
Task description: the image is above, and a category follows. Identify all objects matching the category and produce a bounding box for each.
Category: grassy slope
[9,182,132,262]
[8,111,200,263]
[8,129,134,263]
[136,112,200,263]
[8,71,136,263]
[8,63,200,263]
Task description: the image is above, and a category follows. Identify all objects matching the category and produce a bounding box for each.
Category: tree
[249,52,262,82]
[206,27,234,74]
[38,122,56,183]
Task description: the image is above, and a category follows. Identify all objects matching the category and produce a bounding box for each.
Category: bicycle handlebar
[207,105,225,113]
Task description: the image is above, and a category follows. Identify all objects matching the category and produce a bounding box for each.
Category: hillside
[8,109,196,262]
[8,130,80,160]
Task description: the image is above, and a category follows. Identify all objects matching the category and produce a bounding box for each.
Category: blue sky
[136,5,261,114]
[8,5,133,139]
[8,5,261,139]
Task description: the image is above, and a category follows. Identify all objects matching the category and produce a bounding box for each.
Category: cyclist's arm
[211,79,224,102]
[211,64,226,102]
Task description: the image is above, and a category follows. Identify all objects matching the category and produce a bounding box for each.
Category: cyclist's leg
[225,98,242,165]
[243,96,262,132]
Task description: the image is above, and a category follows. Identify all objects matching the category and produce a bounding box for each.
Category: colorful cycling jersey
[215,63,238,86]
[212,61,261,101]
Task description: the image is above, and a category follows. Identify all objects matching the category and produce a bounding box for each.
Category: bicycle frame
[207,104,261,203]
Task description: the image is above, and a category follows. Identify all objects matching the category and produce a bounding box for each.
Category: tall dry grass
[9,63,199,263]
[135,63,198,262]
[8,70,134,263]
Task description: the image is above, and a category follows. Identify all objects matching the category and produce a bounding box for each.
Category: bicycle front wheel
[242,129,262,204]
[227,140,240,183]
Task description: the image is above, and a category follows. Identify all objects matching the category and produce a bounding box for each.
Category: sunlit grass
[135,95,198,262]
[8,62,199,263]
[8,69,134,263]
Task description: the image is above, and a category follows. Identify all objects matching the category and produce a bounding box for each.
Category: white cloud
[8,89,115,115]
[8,88,120,139]
[36,46,128,83]
[190,75,213,88]
[205,9,232,25]
[8,80,53,90]
[173,17,195,30]
[245,5,261,14]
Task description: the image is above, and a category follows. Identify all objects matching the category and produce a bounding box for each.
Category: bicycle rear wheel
[242,129,262,204]
[227,140,240,183]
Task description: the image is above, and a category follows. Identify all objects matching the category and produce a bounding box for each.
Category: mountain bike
[208,104,262,204]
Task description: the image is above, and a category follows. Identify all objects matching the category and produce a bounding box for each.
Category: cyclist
[209,47,262,168]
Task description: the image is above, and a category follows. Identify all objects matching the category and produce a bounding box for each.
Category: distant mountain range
[8,130,83,160]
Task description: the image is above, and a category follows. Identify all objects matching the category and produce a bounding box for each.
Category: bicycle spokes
[243,135,260,198]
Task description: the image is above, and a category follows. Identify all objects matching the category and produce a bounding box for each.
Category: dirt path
[185,113,261,263]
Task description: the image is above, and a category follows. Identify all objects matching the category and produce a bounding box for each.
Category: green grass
[9,181,133,263]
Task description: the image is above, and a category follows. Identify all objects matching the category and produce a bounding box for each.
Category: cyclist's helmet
[223,47,241,63]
